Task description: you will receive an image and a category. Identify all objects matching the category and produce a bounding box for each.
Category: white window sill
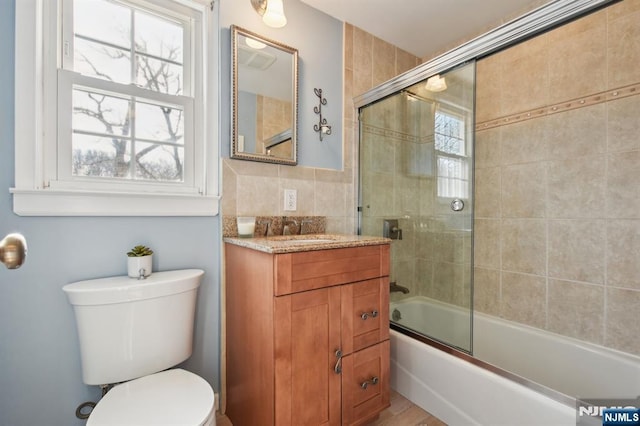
[10,188,220,217]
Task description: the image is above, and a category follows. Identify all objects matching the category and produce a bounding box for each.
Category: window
[434,106,470,200]
[13,0,219,216]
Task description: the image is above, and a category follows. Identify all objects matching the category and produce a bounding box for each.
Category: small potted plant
[127,245,154,279]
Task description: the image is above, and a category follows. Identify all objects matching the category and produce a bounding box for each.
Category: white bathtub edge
[390,331,577,426]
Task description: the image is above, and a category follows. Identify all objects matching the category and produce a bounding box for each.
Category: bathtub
[390,296,640,426]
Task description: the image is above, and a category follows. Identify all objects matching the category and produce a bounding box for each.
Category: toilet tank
[63,269,204,385]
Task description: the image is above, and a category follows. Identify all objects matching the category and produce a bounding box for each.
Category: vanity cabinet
[225,242,390,426]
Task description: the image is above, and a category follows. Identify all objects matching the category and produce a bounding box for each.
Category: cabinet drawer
[274,245,390,296]
[341,278,390,354]
[341,341,390,426]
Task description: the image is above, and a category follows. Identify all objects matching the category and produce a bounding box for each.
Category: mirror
[231,25,298,165]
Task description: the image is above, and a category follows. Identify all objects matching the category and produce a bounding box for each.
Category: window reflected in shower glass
[435,107,469,199]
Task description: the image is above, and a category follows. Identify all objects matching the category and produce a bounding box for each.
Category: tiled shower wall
[221,23,419,232]
[474,1,640,356]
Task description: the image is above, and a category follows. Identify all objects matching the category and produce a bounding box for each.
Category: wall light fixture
[251,0,287,28]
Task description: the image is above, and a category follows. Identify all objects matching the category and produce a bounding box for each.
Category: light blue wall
[0,1,222,425]
[220,0,344,170]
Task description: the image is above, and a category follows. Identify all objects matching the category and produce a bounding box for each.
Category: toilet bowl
[63,269,215,426]
[87,369,215,426]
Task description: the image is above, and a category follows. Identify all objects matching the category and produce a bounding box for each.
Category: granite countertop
[223,234,391,254]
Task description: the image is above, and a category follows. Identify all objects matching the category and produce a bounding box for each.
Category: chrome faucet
[390,281,410,294]
[282,219,299,235]
[258,219,272,237]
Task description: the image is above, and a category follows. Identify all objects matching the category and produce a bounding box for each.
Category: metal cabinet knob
[0,233,27,270]
[360,376,379,390]
[360,310,379,320]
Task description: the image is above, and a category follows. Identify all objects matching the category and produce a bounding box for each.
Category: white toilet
[63,269,215,426]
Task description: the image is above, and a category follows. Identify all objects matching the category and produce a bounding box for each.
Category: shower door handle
[451,199,464,212]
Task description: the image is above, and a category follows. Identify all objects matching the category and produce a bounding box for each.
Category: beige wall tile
[607,95,640,153]
[547,154,606,219]
[474,219,501,269]
[236,174,280,215]
[605,287,640,355]
[314,181,347,218]
[548,11,607,103]
[499,33,549,115]
[606,150,640,219]
[547,104,606,160]
[501,219,546,275]
[548,279,604,344]
[607,0,640,21]
[473,267,500,316]
[607,6,640,88]
[373,37,396,87]
[501,271,546,328]
[607,219,640,290]
[474,167,501,218]
[501,163,546,218]
[475,128,501,169]
[500,118,548,165]
[352,26,373,97]
[476,56,503,123]
[395,48,419,76]
[548,219,605,284]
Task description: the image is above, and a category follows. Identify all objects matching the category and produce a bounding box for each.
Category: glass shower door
[358,62,475,352]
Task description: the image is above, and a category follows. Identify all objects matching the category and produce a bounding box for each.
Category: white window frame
[12,0,220,216]
[434,104,470,201]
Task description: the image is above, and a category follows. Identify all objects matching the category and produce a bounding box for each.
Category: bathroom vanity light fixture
[425,74,447,92]
[251,0,287,28]
[313,88,332,141]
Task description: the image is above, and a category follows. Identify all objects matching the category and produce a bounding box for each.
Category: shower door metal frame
[354,0,619,409]
[353,0,617,111]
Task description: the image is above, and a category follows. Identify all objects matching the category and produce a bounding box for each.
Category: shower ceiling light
[251,0,287,28]
[425,75,447,92]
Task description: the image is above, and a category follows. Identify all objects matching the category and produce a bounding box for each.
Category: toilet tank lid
[63,269,204,306]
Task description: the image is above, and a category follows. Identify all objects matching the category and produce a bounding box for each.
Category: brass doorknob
[0,233,27,269]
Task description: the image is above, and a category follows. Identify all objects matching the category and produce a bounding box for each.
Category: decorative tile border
[476,82,640,131]
[362,123,420,143]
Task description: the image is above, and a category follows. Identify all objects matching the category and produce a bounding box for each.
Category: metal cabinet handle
[334,349,342,374]
[360,376,379,390]
[360,310,378,320]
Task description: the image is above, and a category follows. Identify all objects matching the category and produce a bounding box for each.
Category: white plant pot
[127,255,152,278]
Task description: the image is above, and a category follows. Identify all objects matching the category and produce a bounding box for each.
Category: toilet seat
[87,369,215,426]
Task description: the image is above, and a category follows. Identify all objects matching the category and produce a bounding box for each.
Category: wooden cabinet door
[274,286,342,426]
[341,340,391,426]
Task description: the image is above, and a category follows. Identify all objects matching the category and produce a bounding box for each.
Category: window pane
[74,38,131,84]
[135,101,184,143]
[73,89,131,137]
[74,0,131,48]
[135,11,183,63]
[72,134,132,178]
[135,142,184,182]
[135,55,183,95]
